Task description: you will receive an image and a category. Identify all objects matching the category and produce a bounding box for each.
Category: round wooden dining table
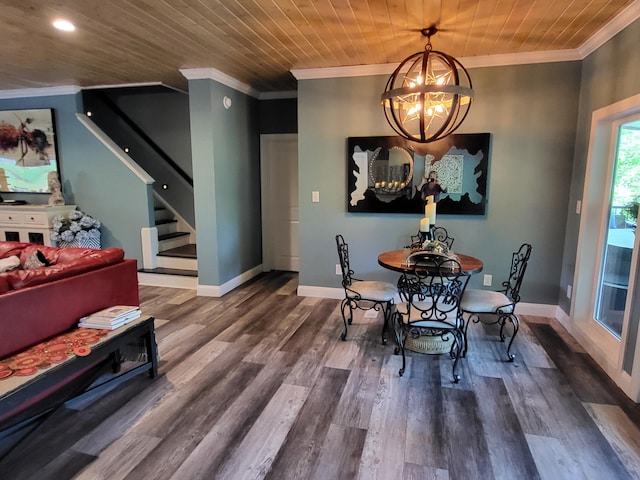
[377,249,483,356]
[377,249,484,275]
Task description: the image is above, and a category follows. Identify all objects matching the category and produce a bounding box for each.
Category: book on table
[78,305,141,330]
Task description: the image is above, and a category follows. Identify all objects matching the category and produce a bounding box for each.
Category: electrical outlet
[576,200,582,214]
[567,284,572,299]
[336,264,341,275]
[483,274,492,286]
[312,191,320,203]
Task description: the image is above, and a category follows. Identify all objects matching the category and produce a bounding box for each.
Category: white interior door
[260,134,299,272]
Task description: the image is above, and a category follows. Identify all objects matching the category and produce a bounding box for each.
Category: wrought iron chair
[410,225,454,249]
[431,226,455,249]
[393,253,469,383]
[335,234,397,344]
[461,243,532,361]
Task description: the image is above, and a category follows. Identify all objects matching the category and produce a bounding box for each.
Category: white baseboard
[198,264,263,297]
[139,264,263,296]
[297,285,344,300]
[297,285,563,320]
[517,302,558,317]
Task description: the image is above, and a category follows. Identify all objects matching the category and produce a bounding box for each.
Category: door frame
[260,133,298,272]
[572,93,640,399]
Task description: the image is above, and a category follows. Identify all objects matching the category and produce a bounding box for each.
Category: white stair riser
[159,235,190,251]
[157,256,198,270]
[156,222,178,236]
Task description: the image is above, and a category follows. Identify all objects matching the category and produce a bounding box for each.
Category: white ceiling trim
[292,48,583,80]
[83,81,162,90]
[180,67,260,99]
[0,85,81,99]
[578,0,640,57]
[460,49,582,68]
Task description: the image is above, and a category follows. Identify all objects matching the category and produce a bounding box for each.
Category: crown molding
[291,63,397,80]
[0,85,81,99]
[578,0,640,57]
[180,67,260,98]
[459,49,582,68]
[291,48,583,80]
[83,82,188,95]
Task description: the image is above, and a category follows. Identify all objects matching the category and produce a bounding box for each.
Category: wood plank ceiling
[0,0,635,93]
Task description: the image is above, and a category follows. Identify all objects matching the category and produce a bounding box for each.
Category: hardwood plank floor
[1,271,640,479]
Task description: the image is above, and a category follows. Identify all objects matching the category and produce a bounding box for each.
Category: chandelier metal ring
[381,27,474,143]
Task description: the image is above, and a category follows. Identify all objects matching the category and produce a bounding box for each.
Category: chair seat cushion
[396,301,459,328]
[348,280,397,302]
[461,289,514,314]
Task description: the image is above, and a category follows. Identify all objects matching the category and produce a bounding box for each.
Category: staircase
[138,199,198,289]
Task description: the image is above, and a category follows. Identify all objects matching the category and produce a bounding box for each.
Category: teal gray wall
[298,60,582,304]
[188,79,262,286]
[0,93,153,262]
[560,18,640,314]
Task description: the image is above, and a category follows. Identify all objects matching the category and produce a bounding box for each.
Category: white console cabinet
[0,204,77,246]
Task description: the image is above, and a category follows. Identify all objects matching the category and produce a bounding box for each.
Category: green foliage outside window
[612,126,640,223]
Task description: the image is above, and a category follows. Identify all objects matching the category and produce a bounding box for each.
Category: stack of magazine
[78,305,141,330]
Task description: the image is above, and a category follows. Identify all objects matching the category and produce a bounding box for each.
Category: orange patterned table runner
[0,328,110,380]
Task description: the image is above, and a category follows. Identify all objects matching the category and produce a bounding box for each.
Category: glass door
[594,121,640,338]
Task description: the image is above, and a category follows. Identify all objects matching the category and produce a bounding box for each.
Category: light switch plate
[312,191,320,203]
[483,274,492,286]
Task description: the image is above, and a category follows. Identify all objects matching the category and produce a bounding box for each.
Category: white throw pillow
[0,255,21,273]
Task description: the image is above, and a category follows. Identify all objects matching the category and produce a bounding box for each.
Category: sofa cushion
[0,242,30,260]
[0,276,8,294]
[6,247,126,290]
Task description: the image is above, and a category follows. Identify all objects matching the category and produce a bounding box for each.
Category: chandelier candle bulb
[420,217,430,232]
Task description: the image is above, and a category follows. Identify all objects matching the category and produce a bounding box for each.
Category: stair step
[155,218,177,226]
[158,231,190,241]
[158,243,197,259]
[138,267,198,277]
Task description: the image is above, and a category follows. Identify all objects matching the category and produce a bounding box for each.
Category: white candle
[419,217,430,232]
[425,198,437,225]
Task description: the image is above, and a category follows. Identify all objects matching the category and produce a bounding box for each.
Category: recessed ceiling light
[53,19,76,32]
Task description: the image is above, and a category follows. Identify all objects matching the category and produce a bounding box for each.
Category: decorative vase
[58,232,101,249]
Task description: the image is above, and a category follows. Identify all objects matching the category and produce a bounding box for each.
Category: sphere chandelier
[381,26,474,143]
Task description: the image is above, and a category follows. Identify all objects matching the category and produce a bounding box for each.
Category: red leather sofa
[0,241,139,359]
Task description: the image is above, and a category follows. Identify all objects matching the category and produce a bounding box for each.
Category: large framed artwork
[347,133,491,214]
[0,108,60,193]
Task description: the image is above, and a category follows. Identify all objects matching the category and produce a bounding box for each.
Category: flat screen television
[0,108,60,194]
